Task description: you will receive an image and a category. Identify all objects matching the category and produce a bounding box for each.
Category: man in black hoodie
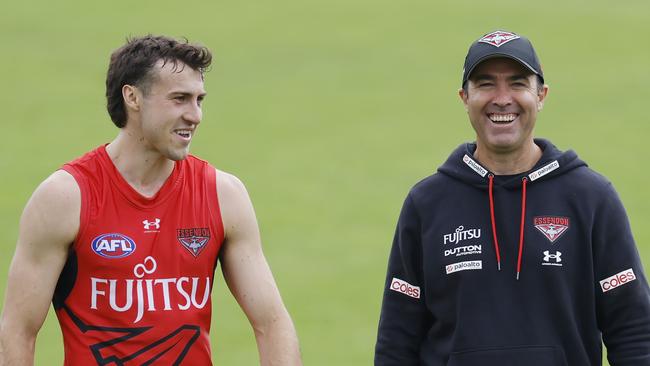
[375,30,650,366]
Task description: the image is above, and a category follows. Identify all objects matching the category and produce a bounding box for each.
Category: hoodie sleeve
[375,193,431,365]
[593,183,650,366]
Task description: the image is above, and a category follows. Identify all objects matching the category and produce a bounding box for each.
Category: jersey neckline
[97,144,184,209]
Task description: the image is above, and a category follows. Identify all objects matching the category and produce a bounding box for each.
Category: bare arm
[217,170,302,366]
[0,171,79,366]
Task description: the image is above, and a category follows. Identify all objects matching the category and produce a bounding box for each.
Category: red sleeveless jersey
[54,145,224,365]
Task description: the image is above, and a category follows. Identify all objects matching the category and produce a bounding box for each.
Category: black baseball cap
[462,30,544,87]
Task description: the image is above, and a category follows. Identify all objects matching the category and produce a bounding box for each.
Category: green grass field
[1,0,649,365]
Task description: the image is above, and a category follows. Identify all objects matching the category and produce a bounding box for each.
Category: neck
[474,140,542,175]
[106,129,175,198]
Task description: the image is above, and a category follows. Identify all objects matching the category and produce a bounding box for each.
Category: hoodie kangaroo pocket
[447,345,568,366]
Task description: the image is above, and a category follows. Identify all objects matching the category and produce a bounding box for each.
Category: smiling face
[459,57,548,157]
[128,60,207,161]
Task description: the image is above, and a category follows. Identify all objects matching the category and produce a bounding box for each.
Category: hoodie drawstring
[487,175,502,271]
[516,177,528,280]
[488,175,529,280]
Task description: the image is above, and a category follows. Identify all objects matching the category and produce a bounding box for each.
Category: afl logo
[91,233,136,258]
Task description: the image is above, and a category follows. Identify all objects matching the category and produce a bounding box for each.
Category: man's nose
[491,84,513,107]
[184,103,202,124]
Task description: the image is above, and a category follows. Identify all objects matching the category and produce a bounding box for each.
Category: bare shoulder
[28,169,80,215]
[216,169,252,211]
[214,169,257,239]
[33,169,79,197]
[21,169,80,246]
[216,169,247,197]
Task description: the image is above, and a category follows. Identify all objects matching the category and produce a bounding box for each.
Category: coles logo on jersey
[177,227,211,257]
[534,216,570,243]
[91,233,136,258]
[600,268,636,293]
[390,278,420,299]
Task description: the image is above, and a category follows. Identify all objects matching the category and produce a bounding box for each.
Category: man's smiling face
[459,57,548,155]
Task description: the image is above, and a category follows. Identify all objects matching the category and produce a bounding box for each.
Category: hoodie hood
[437,138,586,190]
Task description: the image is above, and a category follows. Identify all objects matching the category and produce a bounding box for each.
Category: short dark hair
[106,35,212,128]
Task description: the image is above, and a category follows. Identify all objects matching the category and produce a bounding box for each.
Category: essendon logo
[534,216,570,243]
[478,31,520,47]
[390,278,420,299]
[177,227,210,257]
[600,268,636,293]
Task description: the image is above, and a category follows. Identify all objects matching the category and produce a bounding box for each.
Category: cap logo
[478,31,520,47]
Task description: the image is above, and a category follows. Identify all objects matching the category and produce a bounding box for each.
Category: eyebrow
[168,91,207,98]
[472,74,531,82]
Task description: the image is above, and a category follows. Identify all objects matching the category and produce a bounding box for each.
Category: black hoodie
[375,139,650,366]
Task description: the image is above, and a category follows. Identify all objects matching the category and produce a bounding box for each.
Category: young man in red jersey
[0,35,302,365]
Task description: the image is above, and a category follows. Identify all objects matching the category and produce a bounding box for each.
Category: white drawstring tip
[497,262,501,271]
[516,272,520,280]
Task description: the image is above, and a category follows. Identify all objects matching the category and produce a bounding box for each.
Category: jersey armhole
[60,164,89,250]
[206,167,225,250]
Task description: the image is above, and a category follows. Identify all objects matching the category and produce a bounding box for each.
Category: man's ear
[122,84,141,113]
[537,84,549,111]
[458,87,469,112]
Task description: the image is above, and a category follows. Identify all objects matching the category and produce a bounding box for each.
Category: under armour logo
[543,251,562,263]
[143,219,161,230]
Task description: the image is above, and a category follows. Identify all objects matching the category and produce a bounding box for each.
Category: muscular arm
[216,170,302,366]
[0,171,79,366]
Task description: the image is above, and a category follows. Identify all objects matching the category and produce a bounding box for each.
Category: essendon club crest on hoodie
[177,227,211,257]
[534,216,570,243]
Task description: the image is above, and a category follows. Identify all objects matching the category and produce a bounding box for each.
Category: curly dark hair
[105,35,212,128]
